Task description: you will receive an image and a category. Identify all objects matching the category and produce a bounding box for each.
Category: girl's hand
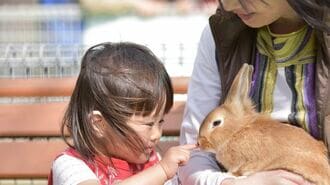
[222,170,314,185]
[158,144,197,179]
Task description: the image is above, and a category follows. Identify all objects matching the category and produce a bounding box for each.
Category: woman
[178,0,330,184]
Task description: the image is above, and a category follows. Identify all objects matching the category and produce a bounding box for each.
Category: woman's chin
[243,20,265,28]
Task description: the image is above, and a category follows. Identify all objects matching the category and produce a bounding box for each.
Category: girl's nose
[150,126,162,142]
[221,0,242,12]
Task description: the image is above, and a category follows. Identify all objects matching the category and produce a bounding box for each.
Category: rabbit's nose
[196,141,200,147]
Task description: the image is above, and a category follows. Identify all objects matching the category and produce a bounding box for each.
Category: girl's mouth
[145,145,153,153]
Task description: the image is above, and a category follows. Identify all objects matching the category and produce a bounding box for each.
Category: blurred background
[0,0,218,78]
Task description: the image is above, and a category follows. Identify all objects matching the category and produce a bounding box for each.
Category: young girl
[179,0,330,184]
[48,42,196,185]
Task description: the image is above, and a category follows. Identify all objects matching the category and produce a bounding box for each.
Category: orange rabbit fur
[198,63,330,185]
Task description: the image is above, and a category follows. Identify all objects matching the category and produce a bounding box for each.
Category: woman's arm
[179,23,221,145]
[178,151,235,185]
[178,23,235,185]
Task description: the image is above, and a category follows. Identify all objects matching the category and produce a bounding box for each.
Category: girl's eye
[159,119,165,126]
[145,122,154,127]
[145,119,164,127]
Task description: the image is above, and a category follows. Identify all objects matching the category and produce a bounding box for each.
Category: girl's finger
[180,144,198,150]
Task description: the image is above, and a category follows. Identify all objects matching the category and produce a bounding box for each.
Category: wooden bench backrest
[0,77,189,179]
[0,77,189,97]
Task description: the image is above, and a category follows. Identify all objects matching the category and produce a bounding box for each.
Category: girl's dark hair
[236,0,330,33]
[61,42,173,160]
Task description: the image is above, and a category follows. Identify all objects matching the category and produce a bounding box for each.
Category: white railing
[0,43,196,78]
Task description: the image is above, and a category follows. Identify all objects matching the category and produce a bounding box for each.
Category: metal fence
[0,44,84,78]
[0,43,196,78]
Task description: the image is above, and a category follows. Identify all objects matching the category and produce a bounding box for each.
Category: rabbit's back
[198,64,330,184]
[216,115,330,185]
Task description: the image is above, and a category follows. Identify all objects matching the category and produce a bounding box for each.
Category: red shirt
[48,147,159,185]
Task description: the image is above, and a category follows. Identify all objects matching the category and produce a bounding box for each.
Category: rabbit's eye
[212,120,222,127]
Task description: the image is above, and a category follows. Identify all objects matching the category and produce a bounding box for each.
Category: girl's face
[126,108,164,163]
[221,0,299,29]
[99,105,164,164]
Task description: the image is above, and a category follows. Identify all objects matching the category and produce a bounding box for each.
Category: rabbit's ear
[224,63,254,111]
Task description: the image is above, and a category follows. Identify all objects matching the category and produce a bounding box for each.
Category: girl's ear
[91,110,105,137]
[92,110,103,122]
[224,63,254,112]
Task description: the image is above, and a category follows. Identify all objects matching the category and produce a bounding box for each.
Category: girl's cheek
[135,129,151,141]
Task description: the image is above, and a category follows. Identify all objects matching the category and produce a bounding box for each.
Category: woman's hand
[222,170,314,185]
[158,144,197,179]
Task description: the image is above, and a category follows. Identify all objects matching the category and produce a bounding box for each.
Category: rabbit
[197,63,330,185]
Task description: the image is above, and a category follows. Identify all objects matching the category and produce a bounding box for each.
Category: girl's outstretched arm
[117,144,196,185]
[79,144,196,185]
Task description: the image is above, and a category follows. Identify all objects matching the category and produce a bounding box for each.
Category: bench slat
[0,140,67,178]
[0,77,189,97]
[0,102,67,137]
[0,101,184,137]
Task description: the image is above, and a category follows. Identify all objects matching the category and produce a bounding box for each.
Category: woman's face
[221,0,298,28]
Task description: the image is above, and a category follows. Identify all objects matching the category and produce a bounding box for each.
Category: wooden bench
[0,77,189,182]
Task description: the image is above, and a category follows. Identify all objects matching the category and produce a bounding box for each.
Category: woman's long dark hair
[287,0,330,33]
